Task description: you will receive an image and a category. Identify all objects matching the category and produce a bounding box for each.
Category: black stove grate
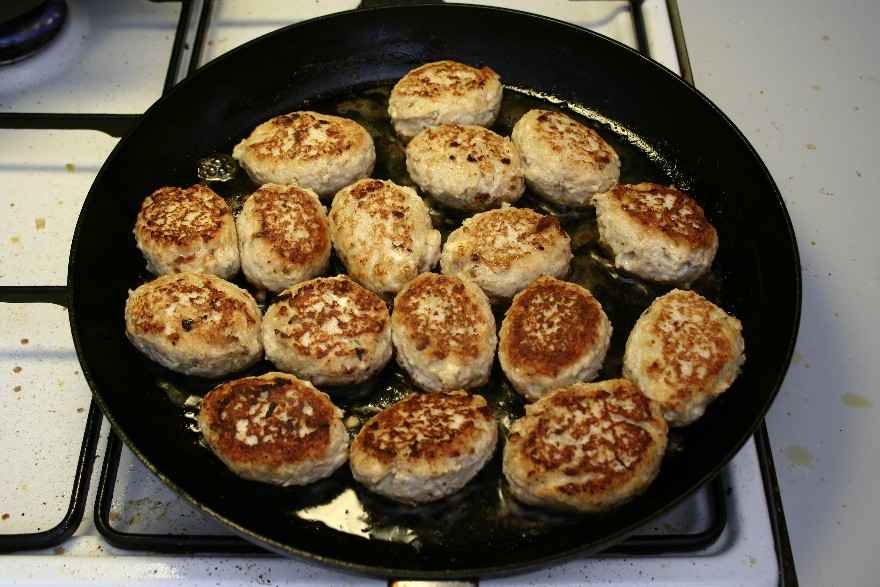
[0,3,796,583]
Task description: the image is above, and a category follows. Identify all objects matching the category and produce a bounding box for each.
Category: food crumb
[821,34,831,41]
[53,546,65,555]
[20,338,29,345]
[783,445,815,469]
[35,218,46,230]
[805,143,817,150]
[1,513,9,520]
[65,163,76,173]
[841,393,872,409]
[77,407,84,413]
[13,386,21,392]
[10,236,20,244]
[12,366,22,374]
[109,511,122,522]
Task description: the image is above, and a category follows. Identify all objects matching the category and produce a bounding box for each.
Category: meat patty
[350,390,498,504]
[503,379,667,512]
[199,372,348,486]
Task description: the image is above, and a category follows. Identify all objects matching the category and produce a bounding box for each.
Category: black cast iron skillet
[68,4,800,579]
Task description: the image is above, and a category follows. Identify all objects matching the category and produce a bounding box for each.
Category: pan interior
[121,84,722,560]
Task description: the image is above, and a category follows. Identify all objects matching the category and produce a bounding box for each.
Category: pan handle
[0,285,69,307]
[389,581,478,587]
[358,0,445,8]
[0,113,141,138]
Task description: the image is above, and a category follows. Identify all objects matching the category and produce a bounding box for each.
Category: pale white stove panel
[0,130,118,285]
[456,0,637,49]
[197,0,361,66]
[0,128,116,535]
[0,303,90,534]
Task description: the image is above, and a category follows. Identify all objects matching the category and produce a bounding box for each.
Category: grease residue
[124,497,171,528]
[783,445,815,469]
[146,82,730,549]
[841,393,872,409]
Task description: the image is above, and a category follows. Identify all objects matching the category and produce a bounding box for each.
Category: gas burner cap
[0,1,68,66]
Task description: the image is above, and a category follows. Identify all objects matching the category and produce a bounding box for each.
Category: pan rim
[67,3,802,578]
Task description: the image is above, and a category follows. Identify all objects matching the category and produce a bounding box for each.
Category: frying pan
[66,4,800,578]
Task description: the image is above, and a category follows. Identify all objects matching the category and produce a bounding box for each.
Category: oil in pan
[148,83,725,551]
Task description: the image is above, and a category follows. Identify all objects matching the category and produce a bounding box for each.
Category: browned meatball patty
[199,372,348,486]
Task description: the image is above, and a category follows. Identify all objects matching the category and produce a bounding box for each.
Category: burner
[0,1,67,65]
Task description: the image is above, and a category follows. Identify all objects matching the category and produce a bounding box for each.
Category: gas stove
[0,1,795,585]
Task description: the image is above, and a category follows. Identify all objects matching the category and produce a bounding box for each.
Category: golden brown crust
[353,391,494,465]
[500,277,603,376]
[506,380,666,505]
[270,276,388,362]
[646,290,733,401]
[126,273,258,348]
[393,61,498,99]
[200,374,335,467]
[393,273,486,361]
[331,179,416,254]
[607,183,717,248]
[246,184,329,265]
[532,110,617,167]
[135,185,229,249]
[246,111,368,162]
[455,208,567,272]
[405,124,524,210]
[417,124,511,168]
